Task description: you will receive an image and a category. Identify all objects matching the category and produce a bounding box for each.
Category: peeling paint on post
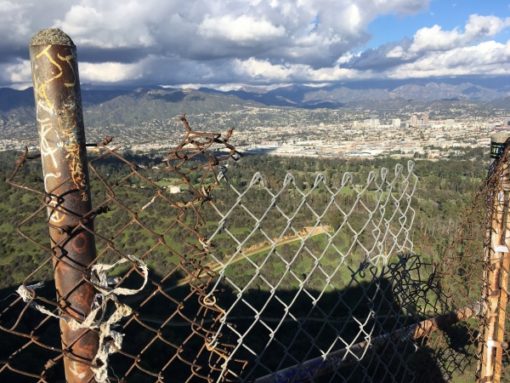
[29,28,98,383]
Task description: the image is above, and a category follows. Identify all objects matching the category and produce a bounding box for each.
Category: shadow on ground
[0,253,479,383]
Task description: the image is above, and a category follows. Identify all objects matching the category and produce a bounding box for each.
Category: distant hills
[0,79,509,126]
[0,87,263,126]
[218,80,509,107]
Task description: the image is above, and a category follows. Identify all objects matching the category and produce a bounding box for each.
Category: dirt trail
[170,224,333,290]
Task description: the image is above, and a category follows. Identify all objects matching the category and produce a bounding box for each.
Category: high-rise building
[409,115,419,127]
[422,112,429,126]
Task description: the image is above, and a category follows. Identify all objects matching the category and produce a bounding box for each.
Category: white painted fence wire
[204,161,419,382]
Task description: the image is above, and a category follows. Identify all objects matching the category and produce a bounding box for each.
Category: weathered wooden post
[29,28,98,382]
[479,132,510,383]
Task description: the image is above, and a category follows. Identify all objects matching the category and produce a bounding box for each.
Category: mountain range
[217,80,510,107]
[1,79,509,126]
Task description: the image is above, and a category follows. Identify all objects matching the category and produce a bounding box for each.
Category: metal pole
[29,28,98,383]
[479,133,510,383]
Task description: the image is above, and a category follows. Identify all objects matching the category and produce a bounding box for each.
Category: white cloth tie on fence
[16,254,148,383]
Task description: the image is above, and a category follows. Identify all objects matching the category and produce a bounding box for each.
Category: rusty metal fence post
[479,133,510,383]
[29,28,98,383]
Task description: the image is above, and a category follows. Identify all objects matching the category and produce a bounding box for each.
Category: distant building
[445,119,455,128]
[409,113,429,128]
[409,115,419,127]
[363,118,380,128]
[422,112,429,126]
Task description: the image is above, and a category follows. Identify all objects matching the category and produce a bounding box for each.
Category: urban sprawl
[1,106,509,159]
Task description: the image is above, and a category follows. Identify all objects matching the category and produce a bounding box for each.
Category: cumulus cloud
[408,24,463,53]
[0,59,31,85]
[234,58,295,81]
[387,40,510,78]
[341,13,510,80]
[2,1,510,85]
[388,14,510,59]
[0,0,429,85]
[79,61,144,82]
[198,15,286,43]
[233,57,365,82]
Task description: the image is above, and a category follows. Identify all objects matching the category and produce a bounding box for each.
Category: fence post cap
[30,28,74,47]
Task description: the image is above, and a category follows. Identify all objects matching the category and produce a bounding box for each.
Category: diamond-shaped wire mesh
[2,117,510,383]
[0,119,244,383]
[202,162,426,381]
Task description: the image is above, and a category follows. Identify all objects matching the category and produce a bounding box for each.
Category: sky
[1,0,510,88]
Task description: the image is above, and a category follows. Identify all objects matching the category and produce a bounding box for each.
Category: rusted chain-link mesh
[419,141,510,383]
[477,142,510,382]
[1,116,510,382]
[0,117,244,382]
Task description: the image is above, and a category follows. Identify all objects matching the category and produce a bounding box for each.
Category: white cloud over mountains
[387,40,510,79]
[198,15,286,43]
[388,14,510,57]
[344,13,510,79]
[0,0,509,86]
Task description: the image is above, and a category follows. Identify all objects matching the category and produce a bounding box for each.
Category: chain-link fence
[0,131,496,382]
[2,28,510,383]
[2,121,510,383]
[1,118,245,383]
[203,161,419,382]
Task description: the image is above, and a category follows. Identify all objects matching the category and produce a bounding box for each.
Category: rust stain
[29,31,99,383]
